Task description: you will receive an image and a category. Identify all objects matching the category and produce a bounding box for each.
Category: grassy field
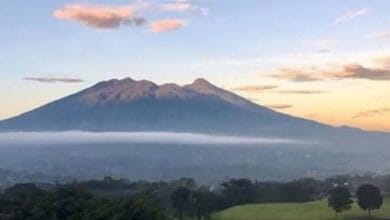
[212,198,390,220]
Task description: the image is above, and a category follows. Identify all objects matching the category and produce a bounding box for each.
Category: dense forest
[0,172,389,219]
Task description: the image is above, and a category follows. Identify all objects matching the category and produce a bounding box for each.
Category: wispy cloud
[334,8,367,24]
[149,19,187,32]
[53,4,145,29]
[232,85,278,92]
[275,90,327,95]
[269,67,322,82]
[354,108,390,118]
[23,77,84,83]
[159,0,209,15]
[267,104,293,110]
[317,49,332,54]
[270,59,390,82]
[332,64,390,80]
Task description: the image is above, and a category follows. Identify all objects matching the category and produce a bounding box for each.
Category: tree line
[0,173,388,220]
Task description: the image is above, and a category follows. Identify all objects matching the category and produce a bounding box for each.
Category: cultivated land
[213,198,390,220]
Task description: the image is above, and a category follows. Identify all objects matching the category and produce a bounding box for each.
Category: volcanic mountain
[0,78,327,135]
[0,77,386,139]
[1,77,390,152]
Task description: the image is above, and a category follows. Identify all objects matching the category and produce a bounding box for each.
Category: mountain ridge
[67,77,263,111]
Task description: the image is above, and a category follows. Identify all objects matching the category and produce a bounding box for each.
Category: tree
[327,187,353,218]
[114,197,166,220]
[356,184,383,217]
[221,178,257,207]
[171,178,197,189]
[171,186,191,220]
[191,188,216,220]
[42,185,93,219]
[2,183,48,219]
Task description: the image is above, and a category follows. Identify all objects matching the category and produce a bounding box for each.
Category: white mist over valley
[0,131,305,146]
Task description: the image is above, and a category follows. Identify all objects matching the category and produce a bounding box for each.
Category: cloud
[353,108,390,118]
[366,32,390,39]
[317,49,332,54]
[270,61,390,82]
[149,19,187,32]
[275,90,327,94]
[335,9,367,24]
[23,77,84,83]
[54,4,146,29]
[232,85,278,92]
[267,104,293,110]
[160,2,192,12]
[0,132,304,146]
[159,1,209,15]
[53,1,208,31]
[269,67,322,82]
[332,64,390,80]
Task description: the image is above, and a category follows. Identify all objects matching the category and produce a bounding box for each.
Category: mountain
[0,77,389,141]
[0,78,326,135]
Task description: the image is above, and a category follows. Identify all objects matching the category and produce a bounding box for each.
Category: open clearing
[213,198,390,220]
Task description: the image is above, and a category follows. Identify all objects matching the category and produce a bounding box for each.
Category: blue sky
[1,0,390,131]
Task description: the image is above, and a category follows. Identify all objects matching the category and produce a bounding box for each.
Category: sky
[0,0,390,131]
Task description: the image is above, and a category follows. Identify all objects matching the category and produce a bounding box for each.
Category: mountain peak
[92,77,135,89]
[186,78,218,92]
[120,77,135,83]
[76,78,159,104]
[193,78,211,85]
[183,78,260,110]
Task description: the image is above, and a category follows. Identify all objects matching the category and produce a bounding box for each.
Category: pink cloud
[54,4,145,29]
[149,19,187,33]
[160,2,192,12]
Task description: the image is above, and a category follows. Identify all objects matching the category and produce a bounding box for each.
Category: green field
[213,198,390,220]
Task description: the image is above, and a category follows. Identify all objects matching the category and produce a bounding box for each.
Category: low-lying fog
[0,131,306,146]
[0,132,386,183]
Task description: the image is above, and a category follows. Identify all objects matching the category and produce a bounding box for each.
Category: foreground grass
[213,198,390,220]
